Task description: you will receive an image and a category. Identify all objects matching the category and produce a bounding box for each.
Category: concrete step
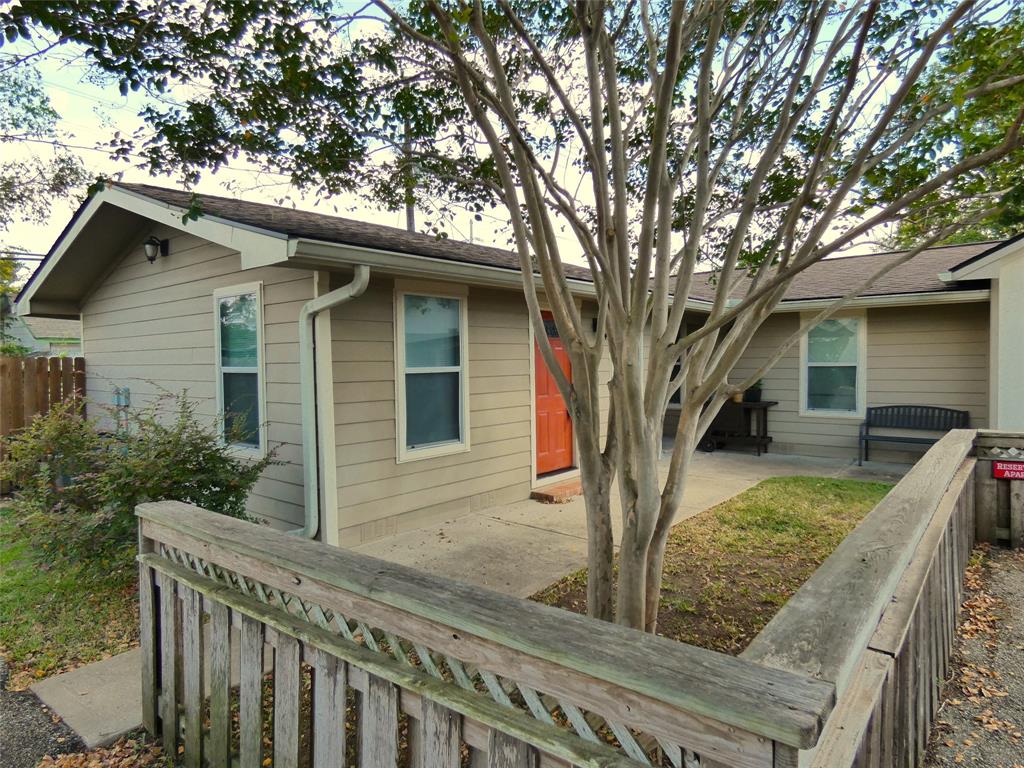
[31,650,142,749]
[30,626,273,749]
[530,478,583,503]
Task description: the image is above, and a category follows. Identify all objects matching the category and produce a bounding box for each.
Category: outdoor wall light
[144,236,169,263]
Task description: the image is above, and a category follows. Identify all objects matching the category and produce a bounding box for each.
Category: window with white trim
[214,283,265,452]
[802,316,864,414]
[395,290,469,461]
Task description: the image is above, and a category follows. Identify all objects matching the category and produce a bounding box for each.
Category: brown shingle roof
[117,183,999,302]
[689,241,997,303]
[116,182,595,280]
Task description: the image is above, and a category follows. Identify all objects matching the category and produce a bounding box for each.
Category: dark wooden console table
[699,400,778,456]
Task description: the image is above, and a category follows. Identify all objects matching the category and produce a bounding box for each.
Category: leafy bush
[0,399,105,516]
[0,393,275,560]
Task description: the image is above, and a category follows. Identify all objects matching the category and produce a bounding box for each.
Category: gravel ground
[926,547,1024,768]
[0,658,84,768]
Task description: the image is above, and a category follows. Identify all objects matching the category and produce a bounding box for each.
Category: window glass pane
[808,318,858,364]
[405,295,460,368]
[807,366,857,411]
[223,372,260,446]
[405,372,460,448]
[219,293,258,367]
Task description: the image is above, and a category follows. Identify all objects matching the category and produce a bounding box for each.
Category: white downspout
[292,265,370,538]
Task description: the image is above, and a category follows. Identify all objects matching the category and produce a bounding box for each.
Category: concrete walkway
[27,450,906,749]
[354,450,907,597]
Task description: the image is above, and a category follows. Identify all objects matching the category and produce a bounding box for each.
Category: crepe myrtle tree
[5,0,1023,630]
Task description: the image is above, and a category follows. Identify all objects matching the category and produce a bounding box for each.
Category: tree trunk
[577,441,614,621]
[613,418,663,629]
[643,403,702,632]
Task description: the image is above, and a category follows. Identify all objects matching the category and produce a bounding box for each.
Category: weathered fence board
[239,615,264,768]
[744,431,980,768]
[134,429,1005,768]
[311,648,347,766]
[136,498,834,768]
[973,431,1024,545]
[207,600,231,768]
[274,635,301,768]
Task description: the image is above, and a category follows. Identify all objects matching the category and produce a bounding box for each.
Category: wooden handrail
[742,428,980,767]
[137,500,834,754]
[742,428,975,692]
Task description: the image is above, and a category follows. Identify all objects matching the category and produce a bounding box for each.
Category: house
[15,182,1021,543]
[1,294,81,356]
[670,241,1002,461]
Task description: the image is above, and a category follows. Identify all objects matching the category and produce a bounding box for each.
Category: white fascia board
[771,288,990,312]
[17,193,106,316]
[292,236,597,296]
[108,186,291,269]
[17,186,291,316]
[292,237,716,311]
[948,239,1024,281]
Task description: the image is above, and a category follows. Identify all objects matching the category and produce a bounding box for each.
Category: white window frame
[799,310,867,419]
[213,281,267,457]
[394,281,470,463]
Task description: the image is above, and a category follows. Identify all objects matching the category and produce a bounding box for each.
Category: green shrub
[0,399,105,517]
[0,393,276,561]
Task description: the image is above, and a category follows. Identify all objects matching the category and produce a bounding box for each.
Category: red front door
[535,312,573,475]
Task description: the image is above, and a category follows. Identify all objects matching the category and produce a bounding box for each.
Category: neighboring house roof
[22,316,80,340]
[114,183,595,281]
[690,241,998,304]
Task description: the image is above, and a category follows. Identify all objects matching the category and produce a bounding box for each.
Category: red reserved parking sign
[992,460,1024,480]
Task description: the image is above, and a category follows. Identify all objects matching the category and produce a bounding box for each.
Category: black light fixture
[143,236,169,263]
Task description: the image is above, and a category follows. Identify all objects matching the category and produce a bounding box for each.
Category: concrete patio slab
[355,451,909,596]
[353,513,590,597]
[30,649,141,749]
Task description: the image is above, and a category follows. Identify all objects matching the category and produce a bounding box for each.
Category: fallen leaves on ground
[35,737,171,768]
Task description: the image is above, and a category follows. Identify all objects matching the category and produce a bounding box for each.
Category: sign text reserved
[992,460,1024,480]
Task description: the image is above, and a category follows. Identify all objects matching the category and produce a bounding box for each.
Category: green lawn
[0,504,139,690]
[533,476,892,653]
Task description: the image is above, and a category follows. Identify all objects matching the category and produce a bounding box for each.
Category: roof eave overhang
[945,236,1024,282]
[16,186,291,318]
[769,288,990,312]
[291,236,716,310]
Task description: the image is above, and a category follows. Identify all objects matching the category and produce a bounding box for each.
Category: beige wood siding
[727,302,989,462]
[332,277,533,543]
[81,225,314,529]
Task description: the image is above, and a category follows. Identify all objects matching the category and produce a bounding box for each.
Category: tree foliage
[0,64,87,240]
[3,0,1022,628]
[867,5,1024,245]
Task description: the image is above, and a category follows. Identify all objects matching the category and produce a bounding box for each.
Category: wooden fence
[0,356,86,492]
[743,429,978,767]
[973,431,1024,547]
[136,500,835,768]
[135,428,1002,768]
[0,355,85,439]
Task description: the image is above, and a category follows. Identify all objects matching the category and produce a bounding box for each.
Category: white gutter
[292,264,370,539]
[770,288,990,312]
[288,236,733,310]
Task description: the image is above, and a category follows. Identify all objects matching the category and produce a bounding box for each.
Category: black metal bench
[859,405,969,465]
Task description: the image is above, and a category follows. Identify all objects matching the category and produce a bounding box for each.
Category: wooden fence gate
[0,356,85,490]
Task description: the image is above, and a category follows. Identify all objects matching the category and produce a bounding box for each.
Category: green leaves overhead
[1,1,1020,257]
